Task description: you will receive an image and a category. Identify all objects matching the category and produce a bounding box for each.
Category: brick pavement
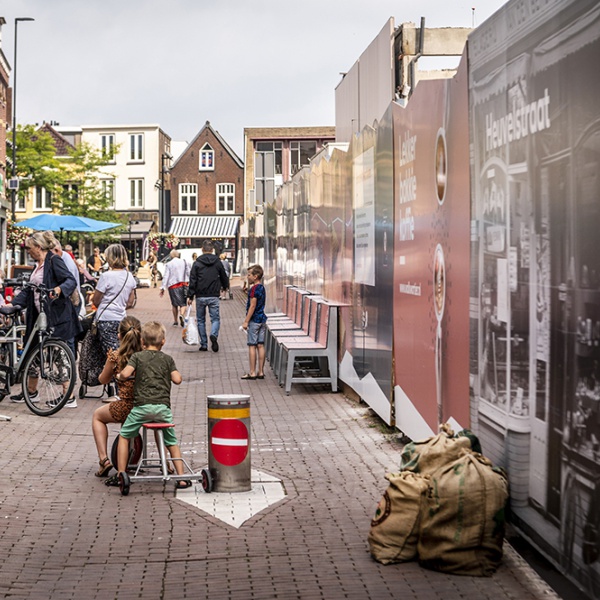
[0,285,560,599]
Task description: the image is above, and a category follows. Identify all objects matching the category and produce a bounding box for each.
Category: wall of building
[170,126,243,217]
[242,1,600,594]
[0,22,11,272]
[80,124,165,216]
[243,126,335,218]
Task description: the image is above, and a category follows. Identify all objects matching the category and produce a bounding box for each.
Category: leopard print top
[107,348,134,424]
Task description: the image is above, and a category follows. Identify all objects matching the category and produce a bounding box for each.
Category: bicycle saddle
[0,305,23,316]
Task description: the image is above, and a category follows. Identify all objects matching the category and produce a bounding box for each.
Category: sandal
[105,474,120,487]
[95,457,113,478]
[256,374,265,379]
[241,373,256,380]
[175,480,193,489]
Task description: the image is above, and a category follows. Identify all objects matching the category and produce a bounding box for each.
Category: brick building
[168,121,244,262]
[243,126,336,218]
[0,17,11,271]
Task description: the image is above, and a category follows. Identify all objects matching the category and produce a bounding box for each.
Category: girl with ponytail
[91,316,142,477]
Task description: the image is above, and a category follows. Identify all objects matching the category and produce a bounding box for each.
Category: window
[290,140,317,174]
[256,141,283,174]
[217,183,235,214]
[129,133,144,162]
[199,143,214,171]
[101,179,115,208]
[130,179,144,208]
[179,183,197,213]
[62,184,79,204]
[16,194,26,211]
[34,187,52,211]
[254,150,275,207]
[101,134,115,162]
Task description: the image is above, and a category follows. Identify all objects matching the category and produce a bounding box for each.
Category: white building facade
[79,124,171,220]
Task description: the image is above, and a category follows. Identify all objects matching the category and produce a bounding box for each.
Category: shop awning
[120,220,154,240]
[532,3,600,74]
[169,215,240,239]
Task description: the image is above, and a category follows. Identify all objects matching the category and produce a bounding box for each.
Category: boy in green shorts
[115,321,190,489]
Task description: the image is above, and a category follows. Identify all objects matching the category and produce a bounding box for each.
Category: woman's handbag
[78,327,106,387]
[70,288,81,307]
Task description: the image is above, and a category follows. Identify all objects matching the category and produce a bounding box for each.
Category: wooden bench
[275,298,340,395]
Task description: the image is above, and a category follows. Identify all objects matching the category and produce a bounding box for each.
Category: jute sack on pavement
[368,471,430,564]
[418,450,509,576]
[399,424,474,475]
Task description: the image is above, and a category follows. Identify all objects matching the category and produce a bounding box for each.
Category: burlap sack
[418,451,509,576]
[400,424,474,475]
[368,471,430,564]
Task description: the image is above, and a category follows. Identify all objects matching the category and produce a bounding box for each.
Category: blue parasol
[14,214,122,233]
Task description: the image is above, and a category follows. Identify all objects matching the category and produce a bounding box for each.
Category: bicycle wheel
[22,339,76,416]
[0,341,12,394]
[110,434,143,472]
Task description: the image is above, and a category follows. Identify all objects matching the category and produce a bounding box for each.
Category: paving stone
[0,286,560,599]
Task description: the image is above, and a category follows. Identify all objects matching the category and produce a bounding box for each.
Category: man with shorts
[160,249,190,326]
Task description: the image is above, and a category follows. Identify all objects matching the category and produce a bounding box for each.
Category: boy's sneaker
[10,390,38,403]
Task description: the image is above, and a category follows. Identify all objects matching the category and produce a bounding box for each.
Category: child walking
[115,321,190,491]
[241,265,268,380]
[91,316,142,478]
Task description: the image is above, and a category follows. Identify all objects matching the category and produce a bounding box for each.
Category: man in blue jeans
[187,240,230,352]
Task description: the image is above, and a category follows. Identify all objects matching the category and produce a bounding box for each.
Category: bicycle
[0,280,77,416]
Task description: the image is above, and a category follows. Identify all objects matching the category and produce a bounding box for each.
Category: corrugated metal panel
[169,216,240,238]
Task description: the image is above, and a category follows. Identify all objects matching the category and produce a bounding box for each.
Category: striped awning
[169,216,240,239]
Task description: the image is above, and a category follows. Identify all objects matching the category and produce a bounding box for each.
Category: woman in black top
[9,231,81,404]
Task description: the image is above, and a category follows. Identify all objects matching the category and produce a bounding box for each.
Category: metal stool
[117,423,207,496]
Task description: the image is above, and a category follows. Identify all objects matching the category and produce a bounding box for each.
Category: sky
[1,0,508,158]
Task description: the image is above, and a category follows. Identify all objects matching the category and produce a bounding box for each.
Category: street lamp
[160,152,172,234]
[128,218,139,266]
[11,17,35,222]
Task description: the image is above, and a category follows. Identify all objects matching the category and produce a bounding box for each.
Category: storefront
[169,215,241,265]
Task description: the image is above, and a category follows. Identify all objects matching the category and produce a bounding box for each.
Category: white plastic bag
[182,305,200,346]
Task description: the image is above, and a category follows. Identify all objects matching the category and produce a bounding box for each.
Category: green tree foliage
[60,141,122,222]
[13,124,62,203]
[13,125,125,229]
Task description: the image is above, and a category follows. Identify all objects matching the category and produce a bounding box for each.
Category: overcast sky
[1,0,508,157]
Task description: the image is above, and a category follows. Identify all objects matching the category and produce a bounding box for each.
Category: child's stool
[118,423,208,496]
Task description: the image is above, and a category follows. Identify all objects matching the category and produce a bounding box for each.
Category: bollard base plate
[176,469,286,528]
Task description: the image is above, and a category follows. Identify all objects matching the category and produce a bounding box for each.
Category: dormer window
[199,143,214,171]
